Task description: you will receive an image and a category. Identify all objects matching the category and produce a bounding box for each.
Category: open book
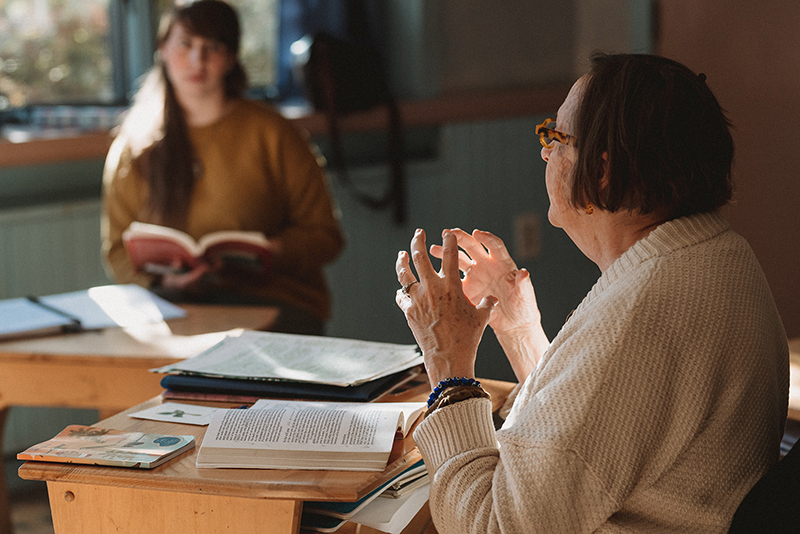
[122,221,272,281]
[196,399,426,471]
[17,425,195,469]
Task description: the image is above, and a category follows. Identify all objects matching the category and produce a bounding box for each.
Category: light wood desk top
[0,303,278,534]
[18,377,515,534]
[0,303,279,362]
[0,304,278,410]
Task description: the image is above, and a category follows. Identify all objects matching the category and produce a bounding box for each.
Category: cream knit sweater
[414,211,789,533]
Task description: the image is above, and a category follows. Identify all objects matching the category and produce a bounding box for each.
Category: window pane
[154,0,279,90]
[0,0,114,109]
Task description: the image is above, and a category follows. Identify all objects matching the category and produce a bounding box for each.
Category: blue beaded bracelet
[427,377,482,407]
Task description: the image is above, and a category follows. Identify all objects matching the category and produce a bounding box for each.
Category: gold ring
[401,281,419,295]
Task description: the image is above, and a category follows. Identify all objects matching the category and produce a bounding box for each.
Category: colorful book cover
[17,425,195,469]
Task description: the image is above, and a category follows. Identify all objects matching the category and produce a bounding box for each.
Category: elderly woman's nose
[541,145,550,162]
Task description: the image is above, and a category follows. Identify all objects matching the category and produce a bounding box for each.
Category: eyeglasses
[536,118,577,148]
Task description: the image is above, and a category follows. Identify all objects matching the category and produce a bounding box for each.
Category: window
[0,0,114,109]
[0,0,282,129]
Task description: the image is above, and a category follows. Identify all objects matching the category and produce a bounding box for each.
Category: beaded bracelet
[427,377,483,407]
[425,384,490,418]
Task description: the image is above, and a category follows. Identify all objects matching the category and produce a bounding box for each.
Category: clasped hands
[395,228,541,388]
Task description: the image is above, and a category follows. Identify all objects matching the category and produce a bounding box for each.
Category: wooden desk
[0,303,278,534]
[18,378,515,534]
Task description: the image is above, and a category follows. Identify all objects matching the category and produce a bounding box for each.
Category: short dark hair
[571,53,734,219]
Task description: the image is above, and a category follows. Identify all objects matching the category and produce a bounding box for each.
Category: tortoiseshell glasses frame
[536,118,577,148]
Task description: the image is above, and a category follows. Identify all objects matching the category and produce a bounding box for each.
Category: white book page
[124,222,200,254]
[154,330,422,386]
[202,401,424,454]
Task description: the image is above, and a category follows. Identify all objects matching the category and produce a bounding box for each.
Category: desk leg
[0,406,12,534]
[46,481,302,534]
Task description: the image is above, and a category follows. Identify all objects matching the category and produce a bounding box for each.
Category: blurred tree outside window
[0,0,113,110]
[0,0,279,122]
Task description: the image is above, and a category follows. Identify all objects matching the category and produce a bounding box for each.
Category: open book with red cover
[122,222,272,282]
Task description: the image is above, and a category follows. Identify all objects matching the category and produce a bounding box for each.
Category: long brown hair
[118,0,247,229]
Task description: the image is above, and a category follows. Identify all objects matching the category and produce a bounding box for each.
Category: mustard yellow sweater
[414,211,788,533]
[102,99,345,321]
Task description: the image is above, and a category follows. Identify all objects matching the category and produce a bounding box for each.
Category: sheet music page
[154,330,422,386]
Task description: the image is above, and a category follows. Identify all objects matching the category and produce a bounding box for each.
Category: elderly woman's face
[541,77,584,230]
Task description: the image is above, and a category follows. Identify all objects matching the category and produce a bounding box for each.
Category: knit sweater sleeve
[414,398,617,534]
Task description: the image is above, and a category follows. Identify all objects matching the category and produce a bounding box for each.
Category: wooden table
[0,303,278,534]
[18,378,515,534]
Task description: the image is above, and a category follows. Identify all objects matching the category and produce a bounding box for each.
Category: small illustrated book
[17,425,195,469]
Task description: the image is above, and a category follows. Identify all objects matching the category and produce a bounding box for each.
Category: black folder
[160,367,417,403]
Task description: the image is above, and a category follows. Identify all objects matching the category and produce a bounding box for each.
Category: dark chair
[728,431,800,533]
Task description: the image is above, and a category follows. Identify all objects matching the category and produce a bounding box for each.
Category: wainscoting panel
[0,200,111,300]
[0,200,110,466]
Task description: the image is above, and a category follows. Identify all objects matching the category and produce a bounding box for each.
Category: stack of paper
[153,331,424,402]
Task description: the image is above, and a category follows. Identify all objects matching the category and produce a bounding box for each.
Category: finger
[473,229,516,264]
[430,245,474,272]
[395,288,412,311]
[410,229,438,282]
[451,229,490,263]
[440,231,462,288]
[395,250,416,285]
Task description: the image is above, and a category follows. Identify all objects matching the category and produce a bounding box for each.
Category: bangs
[166,1,240,54]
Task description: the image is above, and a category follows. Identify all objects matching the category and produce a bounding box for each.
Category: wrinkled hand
[430,229,542,337]
[395,229,497,388]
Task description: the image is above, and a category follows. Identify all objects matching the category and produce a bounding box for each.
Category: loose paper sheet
[128,402,220,426]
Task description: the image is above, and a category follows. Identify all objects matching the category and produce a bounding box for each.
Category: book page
[124,222,200,253]
[197,230,270,251]
[154,330,423,386]
[203,400,422,453]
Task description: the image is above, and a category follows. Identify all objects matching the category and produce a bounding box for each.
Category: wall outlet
[514,212,541,260]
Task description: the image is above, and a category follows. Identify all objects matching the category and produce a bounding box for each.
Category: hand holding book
[123,221,273,284]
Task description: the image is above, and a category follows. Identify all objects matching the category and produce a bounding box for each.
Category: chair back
[728,439,800,533]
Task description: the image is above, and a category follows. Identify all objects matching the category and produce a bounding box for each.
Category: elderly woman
[395,53,788,533]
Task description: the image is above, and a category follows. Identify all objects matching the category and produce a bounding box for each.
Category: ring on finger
[401,281,419,295]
